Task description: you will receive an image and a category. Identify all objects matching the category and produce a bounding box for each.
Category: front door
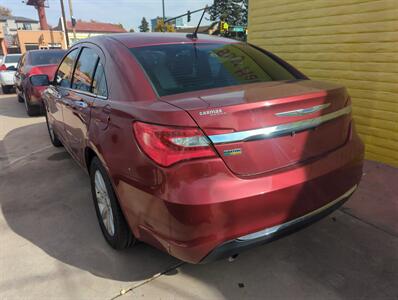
[46,48,80,143]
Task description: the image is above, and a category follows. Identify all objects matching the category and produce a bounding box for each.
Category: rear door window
[55,49,79,88]
[92,61,108,98]
[71,48,99,92]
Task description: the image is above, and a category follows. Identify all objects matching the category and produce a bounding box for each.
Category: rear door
[14,53,26,94]
[62,46,101,165]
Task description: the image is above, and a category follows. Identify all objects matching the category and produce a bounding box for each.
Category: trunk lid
[161,80,352,176]
[27,64,58,81]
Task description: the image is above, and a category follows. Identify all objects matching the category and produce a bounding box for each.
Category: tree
[139,17,149,32]
[154,19,175,32]
[0,5,12,16]
[209,0,247,26]
[129,28,135,32]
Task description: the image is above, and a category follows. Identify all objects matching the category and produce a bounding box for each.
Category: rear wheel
[45,108,62,147]
[1,85,11,94]
[17,92,24,103]
[90,157,134,250]
[24,93,40,116]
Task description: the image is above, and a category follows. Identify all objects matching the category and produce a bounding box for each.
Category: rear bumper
[200,184,356,263]
[0,71,16,86]
[118,130,364,264]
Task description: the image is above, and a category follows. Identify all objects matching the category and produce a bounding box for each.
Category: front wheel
[45,108,62,147]
[90,157,134,250]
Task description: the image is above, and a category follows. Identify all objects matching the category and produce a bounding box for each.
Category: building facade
[0,16,40,54]
[248,0,398,167]
[56,19,127,44]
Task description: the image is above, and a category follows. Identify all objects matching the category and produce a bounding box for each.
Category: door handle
[75,101,88,108]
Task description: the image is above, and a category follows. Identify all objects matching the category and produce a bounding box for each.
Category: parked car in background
[0,54,21,94]
[38,33,364,263]
[14,49,66,116]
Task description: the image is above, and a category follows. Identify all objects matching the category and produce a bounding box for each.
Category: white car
[0,54,21,94]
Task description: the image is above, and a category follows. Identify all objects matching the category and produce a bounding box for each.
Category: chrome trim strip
[208,106,351,145]
[275,103,331,117]
[237,184,357,241]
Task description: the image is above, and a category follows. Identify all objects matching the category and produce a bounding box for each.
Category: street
[0,92,397,299]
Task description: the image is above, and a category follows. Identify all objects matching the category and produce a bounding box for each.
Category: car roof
[88,32,239,49]
[28,49,66,53]
[27,49,66,55]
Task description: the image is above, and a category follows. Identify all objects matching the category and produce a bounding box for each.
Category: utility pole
[162,0,165,22]
[67,0,77,42]
[59,0,70,47]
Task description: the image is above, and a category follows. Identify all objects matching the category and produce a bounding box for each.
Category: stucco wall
[17,30,67,53]
[248,0,398,167]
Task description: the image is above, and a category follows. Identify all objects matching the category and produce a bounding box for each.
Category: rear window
[30,51,65,66]
[5,55,21,63]
[130,43,296,97]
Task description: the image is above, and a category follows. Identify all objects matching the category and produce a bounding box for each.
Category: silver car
[0,54,21,94]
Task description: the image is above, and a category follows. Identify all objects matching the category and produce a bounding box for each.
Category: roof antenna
[187,5,208,39]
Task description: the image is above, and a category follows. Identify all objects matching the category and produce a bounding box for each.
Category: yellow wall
[248,0,398,167]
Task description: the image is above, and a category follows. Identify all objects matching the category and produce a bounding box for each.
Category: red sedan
[36,33,364,263]
[14,49,66,116]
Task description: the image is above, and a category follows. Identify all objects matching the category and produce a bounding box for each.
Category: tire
[24,93,40,116]
[17,93,24,103]
[90,157,134,250]
[1,85,10,94]
[45,108,63,147]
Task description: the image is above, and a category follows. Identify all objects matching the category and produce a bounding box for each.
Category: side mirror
[7,66,17,71]
[30,74,50,87]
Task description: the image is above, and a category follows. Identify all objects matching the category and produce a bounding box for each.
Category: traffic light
[187,10,191,22]
[71,17,76,27]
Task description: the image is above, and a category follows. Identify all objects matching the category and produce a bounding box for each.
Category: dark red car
[14,49,66,116]
[37,33,364,263]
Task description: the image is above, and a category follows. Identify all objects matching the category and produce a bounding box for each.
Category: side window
[92,61,108,98]
[55,49,79,88]
[71,48,99,92]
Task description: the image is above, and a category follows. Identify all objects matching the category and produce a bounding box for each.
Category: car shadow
[0,123,179,283]
[0,92,44,119]
[1,124,397,299]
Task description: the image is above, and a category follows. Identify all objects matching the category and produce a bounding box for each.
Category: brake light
[0,64,7,71]
[133,121,216,167]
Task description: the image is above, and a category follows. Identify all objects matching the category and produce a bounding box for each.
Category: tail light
[0,64,7,71]
[29,66,43,76]
[133,121,216,167]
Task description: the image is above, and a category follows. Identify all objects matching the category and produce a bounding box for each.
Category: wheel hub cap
[94,170,115,236]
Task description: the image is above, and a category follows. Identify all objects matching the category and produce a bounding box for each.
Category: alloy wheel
[94,170,115,236]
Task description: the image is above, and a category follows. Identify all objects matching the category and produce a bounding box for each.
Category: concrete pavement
[0,92,397,300]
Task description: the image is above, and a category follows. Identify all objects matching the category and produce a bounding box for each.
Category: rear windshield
[30,51,66,66]
[130,43,296,97]
[5,55,21,63]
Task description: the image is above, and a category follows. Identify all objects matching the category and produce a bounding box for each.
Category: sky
[1,0,213,31]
